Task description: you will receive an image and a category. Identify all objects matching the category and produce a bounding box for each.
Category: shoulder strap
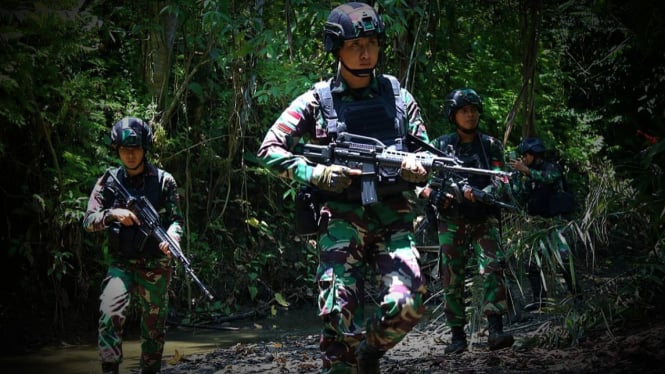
[316,75,408,140]
[156,167,165,202]
[477,132,493,169]
[314,79,339,138]
[382,74,407,138]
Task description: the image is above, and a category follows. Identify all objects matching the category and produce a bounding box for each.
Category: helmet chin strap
[339,60,375,77]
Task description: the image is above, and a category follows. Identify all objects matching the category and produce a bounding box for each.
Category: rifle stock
[103,169,214,301]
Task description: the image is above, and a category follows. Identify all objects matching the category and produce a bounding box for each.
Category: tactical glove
[311,164,353,193]
[399,154,428,183]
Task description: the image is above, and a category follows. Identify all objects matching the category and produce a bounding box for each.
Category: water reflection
[1,308,321,374]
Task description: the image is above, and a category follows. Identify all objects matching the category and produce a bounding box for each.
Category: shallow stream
[2,308,321,374]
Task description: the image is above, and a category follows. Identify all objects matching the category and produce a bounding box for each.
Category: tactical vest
[103,166,165,258]
[434,133,497,219]
[314,74,411,200]
[525,160,575,217]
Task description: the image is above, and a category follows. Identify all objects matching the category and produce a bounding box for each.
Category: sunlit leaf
[274,292,290,307]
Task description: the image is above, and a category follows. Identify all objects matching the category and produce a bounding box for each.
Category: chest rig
[435,133,497,219]
[314,75,412,201]
[103,167,165,258]
[316,74,407,147]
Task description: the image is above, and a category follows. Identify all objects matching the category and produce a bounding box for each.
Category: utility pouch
[295,186,321,236]
[108,222,148,258]
[549,191,576,217]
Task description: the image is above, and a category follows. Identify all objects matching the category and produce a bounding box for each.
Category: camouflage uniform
[430,133,510,329]
[511,156,577,297]
[257,76,428,373]
[83,163,183,373]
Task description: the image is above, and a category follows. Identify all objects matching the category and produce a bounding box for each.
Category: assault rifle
[103,169,215,301]
[430,176,516,211]
[295,132,513,205]
[414,177,516,236]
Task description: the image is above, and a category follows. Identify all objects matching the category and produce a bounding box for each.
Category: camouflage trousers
[316,198,426,374]
[436,216,508,328]
[98,257,172,372]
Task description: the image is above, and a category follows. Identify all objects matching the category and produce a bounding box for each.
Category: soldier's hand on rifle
[428,188,452,209]
[462,185,478,203]
[107,208,141,226]
[311,164,362,193]
[159,241,172,259]
[400,154,428,183]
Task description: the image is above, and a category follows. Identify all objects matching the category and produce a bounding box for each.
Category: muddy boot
[444,326,468,354]
[101,362,119,374]
[355,340,385,374]
[487,314,514,350]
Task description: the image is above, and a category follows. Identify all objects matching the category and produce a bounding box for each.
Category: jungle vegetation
[0,0,663,352]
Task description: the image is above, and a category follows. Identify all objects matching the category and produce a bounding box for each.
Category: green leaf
[274,292,290,307]
[248,285,258,300]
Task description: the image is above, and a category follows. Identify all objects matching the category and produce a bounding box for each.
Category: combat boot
[444,326,467,354]
[487,314,514,350]
[101,362,119,374]
[355,340,385,374]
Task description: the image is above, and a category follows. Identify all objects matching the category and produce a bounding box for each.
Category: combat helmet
[518,137,546,155]
[323,2,385,53]
[444,88,483,124]
[110,117,154,151]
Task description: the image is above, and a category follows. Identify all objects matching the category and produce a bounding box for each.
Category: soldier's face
[454,105,480,130]
[522,153,534,166]
[118,146,145,170]
[338,36,379,70]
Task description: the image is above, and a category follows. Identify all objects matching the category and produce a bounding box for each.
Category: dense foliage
[0,0,663,352]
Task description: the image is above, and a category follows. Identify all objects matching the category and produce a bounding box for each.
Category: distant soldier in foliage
[418,88,514,354]
[83,117,184,374]
[256,3,431,372]
[510,137,579,309]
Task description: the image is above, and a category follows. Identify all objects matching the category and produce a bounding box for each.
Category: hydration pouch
[295,186,321,236]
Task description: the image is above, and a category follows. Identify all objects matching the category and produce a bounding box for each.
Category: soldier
[256,3,429,373]
[83,117,184,374]
[418,88,514,353]
[510,137,578,309]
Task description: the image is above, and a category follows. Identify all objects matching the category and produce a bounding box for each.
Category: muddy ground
[149,304,665,374]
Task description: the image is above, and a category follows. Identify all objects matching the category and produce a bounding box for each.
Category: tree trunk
[143,1,177,130]
[520,0,541,138]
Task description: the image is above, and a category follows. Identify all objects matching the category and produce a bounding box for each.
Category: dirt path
[151,308,665,373]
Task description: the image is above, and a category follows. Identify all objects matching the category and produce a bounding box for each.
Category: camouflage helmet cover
[110,117,153,150]
[323,2,385,53]
[518,137,546,155]
[444,88,483,124]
